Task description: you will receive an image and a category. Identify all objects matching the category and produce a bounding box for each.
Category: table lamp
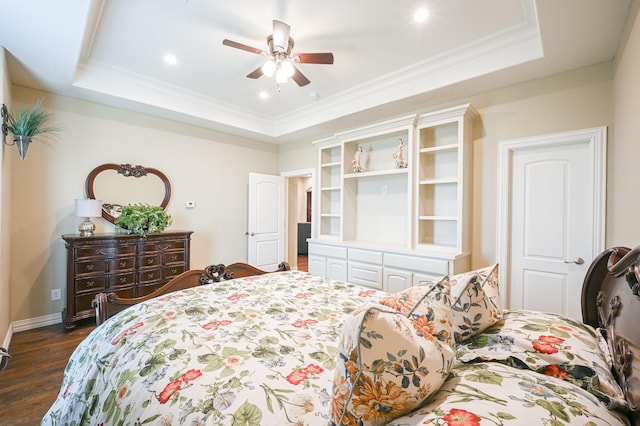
[75,199,102,236]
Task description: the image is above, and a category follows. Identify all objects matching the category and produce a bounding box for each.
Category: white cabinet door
[308,255,326,276]
[413,273,441,287]
[327,258,348,281]
[383,268,412,293]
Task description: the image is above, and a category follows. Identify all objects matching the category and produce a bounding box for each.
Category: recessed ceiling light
[414,7,429,23]
[259,91,269,100]
[164,54,177,65]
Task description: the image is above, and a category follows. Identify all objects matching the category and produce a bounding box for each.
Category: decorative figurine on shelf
[393,138,408,168]
[352,145,365,172]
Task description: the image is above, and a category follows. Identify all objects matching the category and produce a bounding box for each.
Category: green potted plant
[114,203,172,236]
[4,98,58,160]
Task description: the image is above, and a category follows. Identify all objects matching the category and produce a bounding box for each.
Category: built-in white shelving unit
[310,105,477,292]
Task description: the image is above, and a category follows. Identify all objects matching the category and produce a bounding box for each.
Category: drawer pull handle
[171,255,178,261]
[171,268,178,274]
[120,277,127,284]
[147,259,154,265]
[147,273,155,279]
[119,261,126,268]
[86,264,94,271]
[86,281,94,287]
[156,243,170,250]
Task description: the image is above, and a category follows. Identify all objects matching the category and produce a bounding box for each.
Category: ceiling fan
[222,20,334,87]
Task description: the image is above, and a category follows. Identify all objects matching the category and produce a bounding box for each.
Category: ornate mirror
[85,163,171,225]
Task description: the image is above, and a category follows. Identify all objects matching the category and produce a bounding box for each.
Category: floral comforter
[42,271,629,425]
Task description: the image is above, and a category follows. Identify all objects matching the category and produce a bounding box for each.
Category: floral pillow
[456,309,627,408]
[378,276,454,347]
[449,263,502,343]
[331,281,455,426]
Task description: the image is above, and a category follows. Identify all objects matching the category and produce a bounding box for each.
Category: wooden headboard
[93,262,290,325]
[582,246,640,421]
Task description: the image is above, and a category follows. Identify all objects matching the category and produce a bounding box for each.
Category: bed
[42,247,640,425]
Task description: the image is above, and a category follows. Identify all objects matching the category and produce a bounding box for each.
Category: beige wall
[610,1,640,248]
[278,63,614,269]
[8,87,279,323]
[1,48,12,344]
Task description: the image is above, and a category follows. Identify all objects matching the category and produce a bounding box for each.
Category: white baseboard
[12,313,62,333]
[2,313,62,351]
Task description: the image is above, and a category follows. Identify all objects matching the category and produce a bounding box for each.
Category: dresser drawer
[109,272,136,288]
[140,239,186,253]
[163,264,186,279]
[108,256,135,272]
[76,244,137,259]
[138,268,162,284]
[138,282,163,297]
[75,260,106,275]
[163,251,185,264]
[75,276,107,293]
[140,254,161,267]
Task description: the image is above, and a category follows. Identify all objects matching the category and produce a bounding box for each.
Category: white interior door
[497,127,606,320]
[247,172,285,270]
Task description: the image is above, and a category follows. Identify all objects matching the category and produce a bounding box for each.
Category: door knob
[564,257,584,265]
[245,232,256,236]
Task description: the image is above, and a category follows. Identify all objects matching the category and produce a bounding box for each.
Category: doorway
[283,169,314,271]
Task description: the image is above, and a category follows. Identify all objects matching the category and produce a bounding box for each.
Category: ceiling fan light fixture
[275,67,289,83]
[262,60,276,77]
[280,60,294,78]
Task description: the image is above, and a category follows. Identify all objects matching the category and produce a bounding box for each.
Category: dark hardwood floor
[0,256,308,424]
[0,319,96,425]
[298,254,308,271]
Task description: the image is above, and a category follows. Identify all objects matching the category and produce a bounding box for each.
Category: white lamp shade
[75,199,103,218]
[261,60,276,77]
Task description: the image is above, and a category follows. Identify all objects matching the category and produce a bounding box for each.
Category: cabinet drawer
[348,262,383,290]
[108,257,135,272]
[163,264,186,279]
[140,239,186,253]
[109,272,136,288]
[384,253,449,275]
[163,251,185,264]
[138,268,162,284]
[75,260,106,275]
[75,276,107,293]
[348,248,382,264]
[309,243,347,259]
[140,254,160,267]
[76,244,136,259]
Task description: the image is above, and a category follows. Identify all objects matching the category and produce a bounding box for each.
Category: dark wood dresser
[62,231,193,328]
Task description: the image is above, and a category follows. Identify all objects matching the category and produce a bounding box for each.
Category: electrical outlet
[51,288,61,301]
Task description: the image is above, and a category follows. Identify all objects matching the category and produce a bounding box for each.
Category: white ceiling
[0,0,631,144]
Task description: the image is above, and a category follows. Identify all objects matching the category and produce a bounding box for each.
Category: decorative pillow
[331,281,455,426]
[456,309,627,408]
[378,276,454,347]
[449,263,502,343]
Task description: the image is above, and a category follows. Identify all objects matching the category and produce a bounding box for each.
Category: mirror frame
[85,163,172,225]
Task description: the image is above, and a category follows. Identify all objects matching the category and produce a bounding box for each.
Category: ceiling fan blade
[272,20,291,51]
[223,39,266,55]
[246,66,264,79]
[291,66,311,87]
[296,52,334,64]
